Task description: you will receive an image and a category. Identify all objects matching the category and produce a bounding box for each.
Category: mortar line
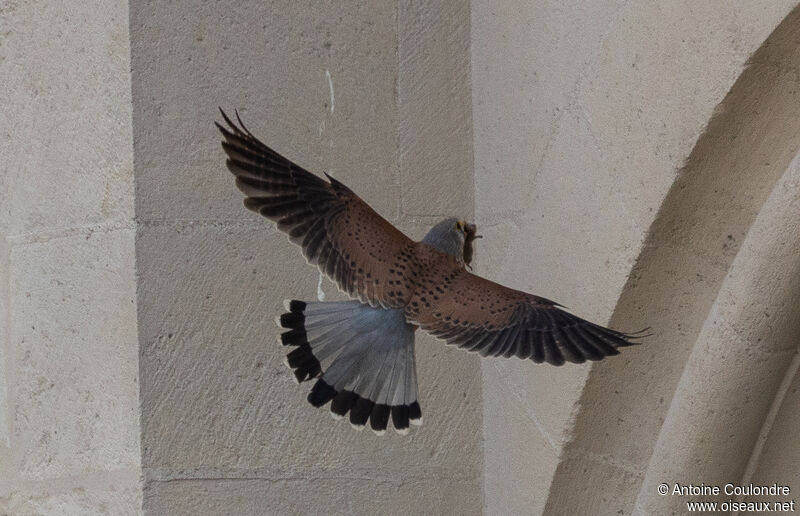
[144,470,480,484]
[6,221,136,246]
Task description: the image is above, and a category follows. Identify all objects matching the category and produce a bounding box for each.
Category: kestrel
[216,109,645,435]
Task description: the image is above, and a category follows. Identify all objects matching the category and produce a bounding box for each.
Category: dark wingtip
[623,327,653,341]
[234,109,256,137]
[218,107,237,131]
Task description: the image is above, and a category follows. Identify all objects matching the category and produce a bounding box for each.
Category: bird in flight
[216,109,645,436]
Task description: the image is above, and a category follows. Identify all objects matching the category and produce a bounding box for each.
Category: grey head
[421,217,481,266]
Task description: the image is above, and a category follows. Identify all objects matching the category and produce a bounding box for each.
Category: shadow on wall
[545,4,800,514]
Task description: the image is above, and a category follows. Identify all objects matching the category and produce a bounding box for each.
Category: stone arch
[544,5,800,514]
[635,144,800,514]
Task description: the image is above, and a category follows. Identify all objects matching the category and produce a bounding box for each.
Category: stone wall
[0,0,142,514]
[130,1,480,514]
[6,1,800,515]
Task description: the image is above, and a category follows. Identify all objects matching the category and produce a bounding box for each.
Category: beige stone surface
[398,1,474,219]
[747,362,800,508]
[0,237,9,452]
[144,476,480,516]
[0,1,135,235]
[3,473,141,516]
[137,224,481,478]
[131,0,399,223]
[0,0,142,513]
[551,7,800,513]
[635,148,800,514]
[8,1,800,514]
[471,1,800,514]
[481,367,561,515]
[10,232,140,480]
[132,1,480,514]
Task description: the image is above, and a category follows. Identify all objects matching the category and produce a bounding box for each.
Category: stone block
[9,230,140,480]
[470,0,628,221]
[748,367,800,504]
[544,455,642,515]
[137,222,482,482]
[398,1,473,218]
[130,0,400,223]
[144,476,480,516]
[1,0,134,236]
[482,364,562,515]
[3,476,141,516]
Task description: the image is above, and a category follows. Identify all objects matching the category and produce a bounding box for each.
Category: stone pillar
[130,1,480,514]
[0,0,142,513]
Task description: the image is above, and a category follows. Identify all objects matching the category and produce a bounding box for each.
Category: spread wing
[216,109,415,308]
[407,266,644,365]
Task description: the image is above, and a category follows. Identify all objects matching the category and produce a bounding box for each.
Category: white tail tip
[371,428,386,436]
[330,411,343,421]
[395,427,410,436]
[283,299,293,311]
[410,417,423,427]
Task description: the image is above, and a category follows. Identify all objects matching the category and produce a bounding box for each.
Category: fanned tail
[276,299,421,435]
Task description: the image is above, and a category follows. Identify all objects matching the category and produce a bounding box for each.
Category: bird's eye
[456,220,464,232]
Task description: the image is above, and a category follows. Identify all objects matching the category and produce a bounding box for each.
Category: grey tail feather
[276,299,422,435]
